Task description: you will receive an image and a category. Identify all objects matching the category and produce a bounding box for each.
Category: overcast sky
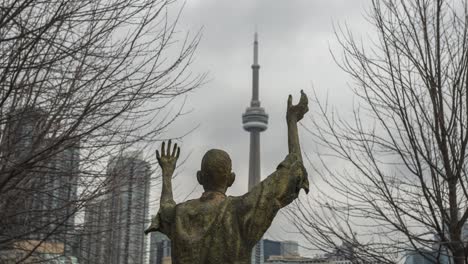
[151,0,375,257]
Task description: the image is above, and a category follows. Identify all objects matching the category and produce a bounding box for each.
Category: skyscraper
[149,231,171,264]
[0,107,46,247]
[0,107,47,160]
[106,152,151,264]
[242,33,269,264]
[79,196,110,264]
[33,142,80,254]
[0,107,80,257]
[79,152,151,264]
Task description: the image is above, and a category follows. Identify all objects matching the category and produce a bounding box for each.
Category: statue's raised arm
[286,90,309,193]
[287,90,309,163]
[145,140,179,237]
[239,91,310,245]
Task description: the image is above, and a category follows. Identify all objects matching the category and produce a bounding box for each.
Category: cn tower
[242,32,269,191]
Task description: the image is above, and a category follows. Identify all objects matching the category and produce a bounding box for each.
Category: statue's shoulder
[175,198,200,208]
[173,199,198,219]
[226,195,246,207]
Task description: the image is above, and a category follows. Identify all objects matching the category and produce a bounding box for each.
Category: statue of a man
[145,91,310,264]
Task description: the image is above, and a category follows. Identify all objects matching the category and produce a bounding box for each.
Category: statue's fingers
[300,90,308,105]
[176,147,180,159]
[172,143,178,157]
[303,180,310,194]
[161,141,165,156]
[156,150,161,161]
[167,140,172,156]
[301,166,310,194]
[288,94,292,108]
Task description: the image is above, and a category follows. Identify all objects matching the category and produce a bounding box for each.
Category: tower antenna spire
[253,32,258,65]
[242,32,269,191]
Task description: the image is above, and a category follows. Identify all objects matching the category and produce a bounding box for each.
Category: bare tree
[290,0,468,263]
[0,0,203,262]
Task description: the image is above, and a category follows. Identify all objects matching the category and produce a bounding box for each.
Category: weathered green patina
[145,91,310,264]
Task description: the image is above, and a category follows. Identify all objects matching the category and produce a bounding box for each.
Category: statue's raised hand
[156,140,180,174]
[287,90,309,122]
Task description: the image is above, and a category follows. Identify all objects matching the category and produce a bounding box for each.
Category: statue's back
[170,195,255,264]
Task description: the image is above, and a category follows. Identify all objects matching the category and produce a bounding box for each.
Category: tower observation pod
[242,32,269,191]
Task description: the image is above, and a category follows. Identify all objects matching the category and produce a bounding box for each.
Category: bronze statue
[145,91,310,264]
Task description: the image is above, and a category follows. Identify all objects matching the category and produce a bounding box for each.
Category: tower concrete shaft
[248,131,261,190]
[242,32,268,191]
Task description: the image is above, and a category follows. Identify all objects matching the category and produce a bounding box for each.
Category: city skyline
[3,1,458,263]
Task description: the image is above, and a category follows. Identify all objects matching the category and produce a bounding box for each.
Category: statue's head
[197,149,235,193]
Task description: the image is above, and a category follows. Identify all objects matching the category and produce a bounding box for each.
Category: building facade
[281,241,299,257]
[149,232,171,264]
[32,143,80,254]
[0,107,80,261]
[79,152,151,264]
[264,239,282,262]
[262,239,303,263]
[79,196,111,264]
[404,248,452,264]
[106,152,151,264]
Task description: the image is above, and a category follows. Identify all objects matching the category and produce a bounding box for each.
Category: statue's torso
[171,195,253,264]
[156,156,307,264]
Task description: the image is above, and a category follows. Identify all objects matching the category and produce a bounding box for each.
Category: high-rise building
[79,152,151,264]
[106,152,151,264]
[79,196,111,264]
[0,107,47,160]
[32,143,80,254]
[149,232,171,264]
[0,107,47,246]
[242,32,269,264]
[0,107,80,259]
